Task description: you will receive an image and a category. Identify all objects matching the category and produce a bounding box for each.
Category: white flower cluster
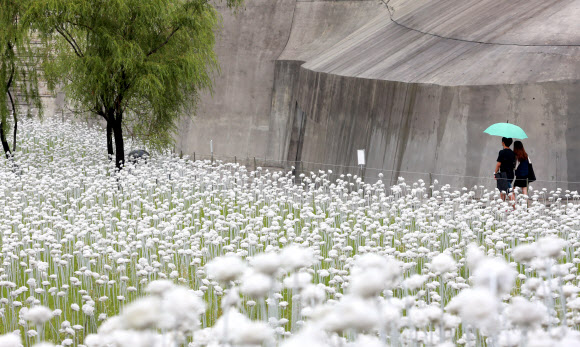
[0,119,580,347]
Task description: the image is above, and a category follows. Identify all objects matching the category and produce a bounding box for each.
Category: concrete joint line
[382,3,580,48]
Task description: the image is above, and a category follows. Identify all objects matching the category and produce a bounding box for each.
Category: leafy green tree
[1,0,42,158]
[29,0,243,168]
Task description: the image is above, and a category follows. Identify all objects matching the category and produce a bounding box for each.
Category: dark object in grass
[128,149,150,164]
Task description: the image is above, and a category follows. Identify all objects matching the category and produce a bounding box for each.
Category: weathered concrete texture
[267,0,381,160]
[267,60,303,161]
[266,0,580,189]
[291,70,579,189]
[175,0,296,158]
[301,9,580,85]
[172,0,580,189]
[390,0,580,46]
[278,0,382,63]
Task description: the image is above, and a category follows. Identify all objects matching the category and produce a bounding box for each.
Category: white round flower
[240,272,272,298]
[446,288,498,327]
[349,255,402,297]
[431,254,456,274]
[537,237,566,258]
[146,280,176,296]
[82,304,95,316]
[0,333,21,347]
[250,252,281,276]
[212,308,274,345]
[403,274,427,291]
[283,272,312,290]
[280,246,314,271]
[512,243,538,263]
[319,295,380,333]
[301,284,326,306]
[159,286,206,331]
[473,257,517,295]
[206,256,246,283]
[121,297,161,330]
[24,306,53,325]
[505,297,546,328]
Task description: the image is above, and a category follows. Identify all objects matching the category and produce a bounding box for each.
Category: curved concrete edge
[391,0,580,46]
[266,60,305,161]
[300,10,580,86]
[176,0,296,159]
[267,0,385,161]
[278,1,384,62]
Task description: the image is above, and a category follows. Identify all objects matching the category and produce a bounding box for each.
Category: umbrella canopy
[484,123,528,139]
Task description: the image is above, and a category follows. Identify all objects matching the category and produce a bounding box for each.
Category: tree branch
[7,89,17,120]
[146,26,181,57]
[63,20,93,32]
[10,90,17,152]
[95,104,107,120]
[6,65,15,91]
[55,25,84,58]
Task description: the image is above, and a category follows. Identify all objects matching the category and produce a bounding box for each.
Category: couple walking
[494,137,534,201]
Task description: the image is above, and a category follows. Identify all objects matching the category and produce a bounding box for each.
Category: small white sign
[210,140,213,153]
[357,149,365,166]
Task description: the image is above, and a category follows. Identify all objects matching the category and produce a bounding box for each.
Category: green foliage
[0,0,43,138]
[28,0,244,151]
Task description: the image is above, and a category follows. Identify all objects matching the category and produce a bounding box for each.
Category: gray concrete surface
[267,0,381,161]
[265,0,580,190]
[390,0,580,46]
[300,6,580,85]
[175,0,296,159]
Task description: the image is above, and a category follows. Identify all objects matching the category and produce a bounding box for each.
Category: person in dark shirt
[494,137,515,201]
[513,140,530,196]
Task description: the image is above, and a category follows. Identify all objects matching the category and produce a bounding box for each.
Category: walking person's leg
[508,182,516,209]
[523,179,529,207]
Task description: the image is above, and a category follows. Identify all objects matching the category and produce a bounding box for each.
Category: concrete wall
[267,0,381,161]
[290,69,580,190]
[268,0,580,190]
[175,0,296,159]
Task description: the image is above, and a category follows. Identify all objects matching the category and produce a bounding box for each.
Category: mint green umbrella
[484,123,528,139]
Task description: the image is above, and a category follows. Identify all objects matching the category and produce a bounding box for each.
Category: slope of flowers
[1,119,580,347]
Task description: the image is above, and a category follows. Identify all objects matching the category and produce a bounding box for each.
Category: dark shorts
[514,177,528,188]
[495,172,511,192]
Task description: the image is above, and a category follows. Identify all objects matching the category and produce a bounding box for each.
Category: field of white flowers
[1,119,580,347]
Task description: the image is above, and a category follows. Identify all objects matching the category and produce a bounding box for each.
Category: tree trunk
[0,122,12,159]
[106,120,114,159]
[7,78,17,153]
[12,113,17,152]
[112,118,124,170]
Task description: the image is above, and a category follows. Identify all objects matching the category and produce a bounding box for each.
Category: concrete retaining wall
[268,0,580,190]
[175,0,296,158]
[291,68,580,190]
